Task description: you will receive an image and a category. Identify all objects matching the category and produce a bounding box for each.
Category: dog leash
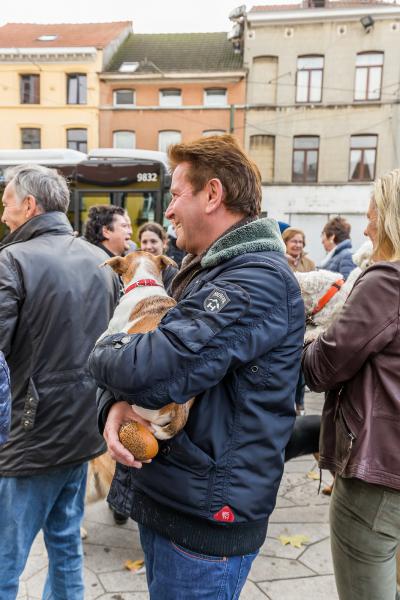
[124,279,163,295]
[311,278,345,316]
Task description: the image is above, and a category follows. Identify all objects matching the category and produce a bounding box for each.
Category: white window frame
[158,131,181,153]
[204,88,227,107]
[159,89,182,107]
[113,131,136,149]
[113,89,135,107]
[202,130,226,137]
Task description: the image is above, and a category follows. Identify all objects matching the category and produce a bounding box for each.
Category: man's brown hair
[168,134,261,217]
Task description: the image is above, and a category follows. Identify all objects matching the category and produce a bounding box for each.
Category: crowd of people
[0,134,399,600]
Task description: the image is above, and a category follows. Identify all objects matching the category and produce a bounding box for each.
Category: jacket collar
[0,212,73,250]
[201,217,285,269]
[332,239,352,255]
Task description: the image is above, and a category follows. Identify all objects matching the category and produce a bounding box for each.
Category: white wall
[263,183,372,263]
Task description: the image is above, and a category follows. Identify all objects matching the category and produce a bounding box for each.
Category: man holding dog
[89,135,304,599]
[0,164,119,599]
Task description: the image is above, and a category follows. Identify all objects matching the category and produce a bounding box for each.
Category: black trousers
[285,415,321,462]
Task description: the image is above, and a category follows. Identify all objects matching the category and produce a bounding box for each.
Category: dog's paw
[80,526,88,540]
[151,423,174,440]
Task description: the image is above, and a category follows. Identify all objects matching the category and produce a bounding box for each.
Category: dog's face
[103,251,177,286]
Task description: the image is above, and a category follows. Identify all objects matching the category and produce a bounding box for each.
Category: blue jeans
[0,463,87,600]
[139,524,258,600]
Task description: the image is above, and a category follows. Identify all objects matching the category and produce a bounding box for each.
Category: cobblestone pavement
[18,391,338,599]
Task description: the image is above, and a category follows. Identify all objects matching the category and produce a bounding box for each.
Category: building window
[21,128,41,149]
[204,88,227,107]
[158,131,181,153]
[113,131,136,149]
[113,89,135,106]
[67,128,87,152]
[349,135,377,181]
[249,135,275,182]
[160,89,182,107]
[292,136,319,182]
[20,74,40,104]
[202,130,226,137]
[296,56,323,103]
[354,52,383,101]
[67,74,87,105]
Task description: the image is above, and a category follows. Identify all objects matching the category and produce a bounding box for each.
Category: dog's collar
[311,278,344,316]
[124,279,162,295]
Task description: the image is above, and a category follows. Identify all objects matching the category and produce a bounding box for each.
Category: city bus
[0,148,171,242]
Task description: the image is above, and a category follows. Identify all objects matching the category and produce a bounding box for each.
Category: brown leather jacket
[302,261,400,490]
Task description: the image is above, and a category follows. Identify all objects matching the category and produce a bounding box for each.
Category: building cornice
[248,5,400,25]
[100,70,246,83]
[0,47,97,62]
[100,104,246,111]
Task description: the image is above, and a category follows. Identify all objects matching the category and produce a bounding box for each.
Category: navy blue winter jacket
[89,218,305,556]
[321,239,356,280]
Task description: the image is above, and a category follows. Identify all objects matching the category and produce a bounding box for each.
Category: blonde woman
[282,227,315,272]
[302,169,400,600]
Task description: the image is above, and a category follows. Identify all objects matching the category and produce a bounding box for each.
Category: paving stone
[85,501,137,532]
[269,503,329,524]
[82,522,140,550]
[96,594,149,600]
[99,571,148,593]
[284,459,315,474]
[259,574,339,599]
[249,555,315,583]
[300,537,334,575]
[240,579,269,599]
[84,543,144,574]
[283,481,331,506]
[267,523,330,544]
[20,554,48,582]
[259,537,305,560]
[274,496,296,509]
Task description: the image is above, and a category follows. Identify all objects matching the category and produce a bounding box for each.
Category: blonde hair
[282,227,306,246]
[372,168,400,261]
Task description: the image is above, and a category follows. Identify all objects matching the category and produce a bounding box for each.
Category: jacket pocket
[335,406,356,475]
[135,431,216,513]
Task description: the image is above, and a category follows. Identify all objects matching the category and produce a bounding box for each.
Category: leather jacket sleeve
[302,263,400,392]
[0,250,23,359]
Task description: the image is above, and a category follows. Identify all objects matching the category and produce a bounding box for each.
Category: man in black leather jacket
[0,164,119,599]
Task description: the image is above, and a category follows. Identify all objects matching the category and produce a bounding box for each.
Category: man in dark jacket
[89,135,304,599]
[84,204,131,258]
[0,164,119,599]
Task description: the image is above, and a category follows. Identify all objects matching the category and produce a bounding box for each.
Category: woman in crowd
[302,169,400,600]
[282,227,314,415]
[319,216,356,279]
[138,222,178,291]
[282,227,315,273]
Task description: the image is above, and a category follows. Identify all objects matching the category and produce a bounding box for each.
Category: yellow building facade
[0,22,131,150]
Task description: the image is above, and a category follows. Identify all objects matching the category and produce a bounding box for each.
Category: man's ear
[102,225,111,240]
[155,255,178,271]
[205,178,224,215]
[101,256,127,275]
[25,195,43,218]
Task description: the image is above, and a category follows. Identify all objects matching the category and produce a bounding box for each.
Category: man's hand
[103,401,152,468]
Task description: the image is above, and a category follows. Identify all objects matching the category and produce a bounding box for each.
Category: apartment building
[231,1,400,261]
[99,32,246,150]
[0,22,131,151]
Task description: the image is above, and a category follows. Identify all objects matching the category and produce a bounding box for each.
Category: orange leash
[311,279,345,315]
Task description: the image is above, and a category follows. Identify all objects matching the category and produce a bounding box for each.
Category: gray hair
[5,164,70,213]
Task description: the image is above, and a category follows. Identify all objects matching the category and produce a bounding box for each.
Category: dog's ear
[155,255,178,271]
[101,256,127,275]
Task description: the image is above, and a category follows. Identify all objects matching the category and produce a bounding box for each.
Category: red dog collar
[311,278,344,315]
[124,279,162,295]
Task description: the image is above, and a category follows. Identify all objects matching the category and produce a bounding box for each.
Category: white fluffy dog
[295,240,373,342]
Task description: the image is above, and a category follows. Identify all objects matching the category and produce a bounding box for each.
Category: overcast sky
[0,0,299,32]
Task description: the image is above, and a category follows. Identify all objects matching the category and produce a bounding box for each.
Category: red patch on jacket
[213,505,235,522]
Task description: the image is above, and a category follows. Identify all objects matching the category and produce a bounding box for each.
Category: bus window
[79,192,112,234]
[123,192,157,243]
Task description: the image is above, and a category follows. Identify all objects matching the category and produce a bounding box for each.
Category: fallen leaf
[307,470,320,480]
[278,534,309,548]
[124,559,145,573]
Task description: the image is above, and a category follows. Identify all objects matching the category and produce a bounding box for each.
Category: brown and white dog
[85,251,193,513]
[99,250,194,440]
